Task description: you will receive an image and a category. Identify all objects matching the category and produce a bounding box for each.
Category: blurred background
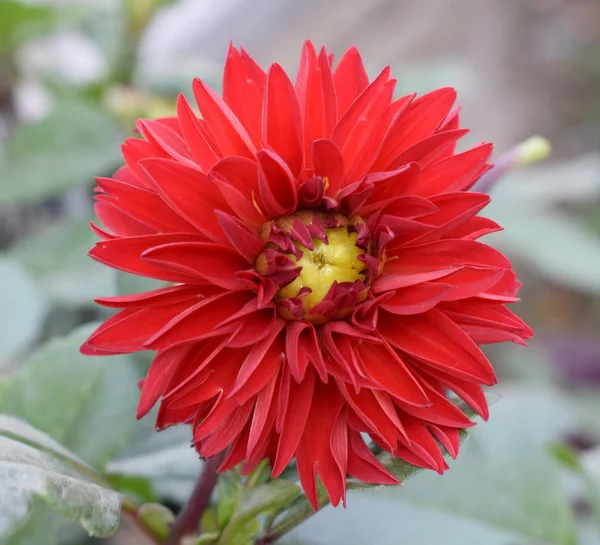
[1,1,600,544]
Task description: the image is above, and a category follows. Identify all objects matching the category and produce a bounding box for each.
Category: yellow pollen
[278,227,366,308]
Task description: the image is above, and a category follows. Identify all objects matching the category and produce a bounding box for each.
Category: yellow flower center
[278,227,366,308]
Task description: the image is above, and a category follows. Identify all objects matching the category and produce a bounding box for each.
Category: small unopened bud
[472,135,552,194]
[126,0,161,39]
[138,503,175,542]
[515,136,552,167]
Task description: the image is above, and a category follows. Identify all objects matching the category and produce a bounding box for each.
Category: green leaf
[219,480,301,545]
[283,388,577,545]
[233,480,301,523]
[489,155,600,209]
[380,389,576,545]
[105,474,156,504]
[486,208,600,294]
[4,503,68,545]
[0,99,123,205]
[280,494,517,545]
[245,459,271,488]
[7,217,115,306]
[284,491,554,545]
[216,476,239,529]
[0,416,122,540]
[0,258,47,364]
[549,444,583,472]
[484,157,600,294]
[108,423,202,504]
[0,323,140,469]
[0,0,54,52]
[0,414,91,468]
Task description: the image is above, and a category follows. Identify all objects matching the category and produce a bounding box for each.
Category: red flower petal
[357,341,430,406]
[193,78,256,158]
[295,41,337,164]
[223,43,266,147]
[385,239,512,271]
[333,45,370,116]
[257,149,298,217]
[347,430,399,484]
[312,138,346,196]
[137,119,197,168]
[331,66,392,153]
[273,367,316,477]
[95,284,200,308]
[94,200,155,237]
[373,87,457,171]
[263,63,303,177]
[380,283,451,315]
[416,143,493,196]
[386,128,469,172]
[89,233,207,283]
[95,177,196,234]
[209,156,264,230]
[380,309,497,385]
[142,241,249,290]
[137,344,193,418]
[144,290,253,350]
[140,158,230,242]
[215,211,265,263]
[176,94,221,171]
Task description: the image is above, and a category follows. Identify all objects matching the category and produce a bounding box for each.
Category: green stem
[257,487,331,544]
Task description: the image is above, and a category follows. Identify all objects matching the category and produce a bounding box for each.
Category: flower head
[82,41,532,508]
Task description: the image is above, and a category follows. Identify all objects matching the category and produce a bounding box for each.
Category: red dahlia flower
[82,40,532,508]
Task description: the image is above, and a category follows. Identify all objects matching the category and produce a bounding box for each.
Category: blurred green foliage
[0,99,124,206]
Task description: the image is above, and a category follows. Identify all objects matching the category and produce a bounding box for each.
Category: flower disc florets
[256,207,376,323]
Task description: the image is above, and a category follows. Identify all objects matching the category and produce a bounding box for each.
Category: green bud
[138,503,175,542]
[516,136,552,166]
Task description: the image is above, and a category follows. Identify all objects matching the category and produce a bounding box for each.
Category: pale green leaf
[0,323,140,469]
[0,100,122,205]
[108,423,202,504]
[485,208,600,294]
[0,258,47,364]
[0,435,122,540]
[7,217,115,306]
[4,503,66,545]
[281,494,517,545]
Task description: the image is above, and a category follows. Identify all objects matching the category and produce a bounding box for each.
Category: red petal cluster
[83,40,532,508]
